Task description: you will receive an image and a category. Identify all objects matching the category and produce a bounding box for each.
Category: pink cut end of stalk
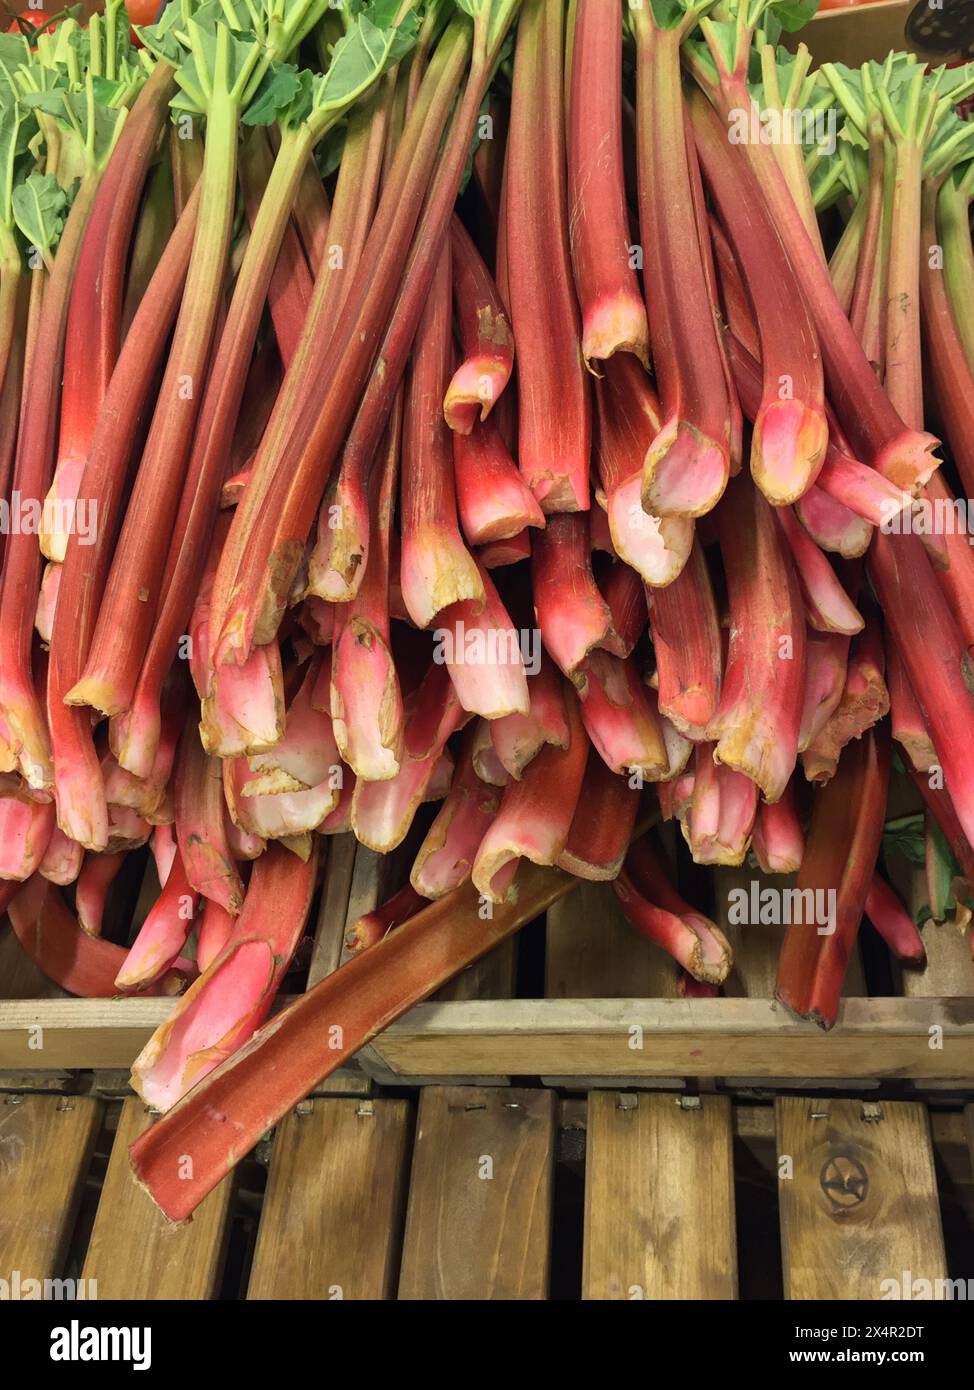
[52,755,110,854]
[864,873,925,966]
[793,484,872,561]
[612,851,731,985]
[399,520,486,631]
[40,456,86,564]
[576,650,669,778]
[582,292,651,372]
[331,623,404,781]
[436,563,530,720]
[752,786,805,875]
[196,899,235,974]
[346,883,428,955]
[816,444,912,529]
[444,357,512,435]
[473,718,511,786]
[642,418,729,520]
[453,417,546,545]
[115,852,199,991]
[607,474,694,588]
[752,398,830,507]
[873,430,942,492]
[200,641,284,758]
[411,739,502,899]
[776,507,865,637]
[39,825,84,887]
[0,797,55,881]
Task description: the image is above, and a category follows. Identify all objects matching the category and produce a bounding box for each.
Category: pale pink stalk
[453,414,545,545]
[472,717,510,786]
[683,746,759,867]
[351,664,466,853]
[101,678,185,818]
[106,806,152,852]
[411,727,502,899]
[131,842,318,1112]
[0,796,55,880]
[816,442,912,528]
[792,486,872,561]
[776,507,865,636]
[196,899,236,974]
[595,353,694,586]
[115,848,200,991]
[38,825,83,886]
[613,833,732,984]
[316,772,354,835]
[490,652,571,779]
[224,811,265,861]
[576,650,668,778]
[201,638,285,759]
[437,561,530,719]
[799,632,851,753]
[34,562,60,644]
[473,683,588,902]
[151,823,178,887]
[802,615,889,785]
[174,729,244,918]
[752,784,805,874]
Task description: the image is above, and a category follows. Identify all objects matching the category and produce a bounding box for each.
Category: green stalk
[0,220,20,395]
[938,161,974,374]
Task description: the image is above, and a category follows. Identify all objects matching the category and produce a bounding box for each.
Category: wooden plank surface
[248,1097,411,1300]
[81,1098,233,1299]
[583,1092,737,1299]
[398,1087,555,1300]
[368,996,974,1079]
[0,1094,101,1283]
[776,1097,946,1300]
[546,881,679,998]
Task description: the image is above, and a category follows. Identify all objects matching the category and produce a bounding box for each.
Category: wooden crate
[2,1085,972,1300]
[3,829,973,1091]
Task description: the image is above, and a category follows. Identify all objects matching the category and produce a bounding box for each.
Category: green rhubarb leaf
[0,34,32,91]
[0,102,37,226]
[308,8,419,122]
[770,0,819,31]
[241,62,307,127]
[20,86,125,167]
[881,813,926,869]
[171,18,264,115]
[12,169,68,262]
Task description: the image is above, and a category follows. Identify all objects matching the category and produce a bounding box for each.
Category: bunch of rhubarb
[0,0,971,1223]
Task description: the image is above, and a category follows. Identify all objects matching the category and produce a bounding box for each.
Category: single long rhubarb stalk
[330,406,405,781]
[196,899,236,975]
[775,507,864,636]
[921,178,974,500]
[595,353,693,586]
[532,513,614,680]
[131,841,318,1113]
[115,847,199,991]
[865,873,925,965]
[938,161,974,373]
[598,561,646,659]
[506,0,589,512]
[557,750,639,880]
[633,3,732,519]
[410,727,501,899]
[776,728,890,1030]
[707,474,806,803]
[346,883,428,954]
[613,832,732,984]
[473,682,588,902]
[688,87,827,505]
[444,215,515,431]
[41,63,175,565]
[129,859,580,1221]
[567,0,649,368]
[453,414,545,545]
[173,728,244,917]
[76,850,126,938]
[46,185,199,850]
[399,246,484,626]
[645,538,722,739]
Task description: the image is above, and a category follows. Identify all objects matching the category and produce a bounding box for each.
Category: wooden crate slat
[0,1094,101,1284]
[398,1086,555,1300]
[775,1096,946,1300]
[81,1098,233,1299]
[367,996,974,1079]
[582,1092,737,1300]
[248,1097,411,1300]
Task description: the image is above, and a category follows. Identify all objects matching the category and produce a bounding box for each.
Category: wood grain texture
[248,1098,411,1300]
[398,1087,555,1300]
[0,1094,101,1282]
[583,1091,737,1299]
[81,1099,233,1299]
[776,1096,946,1300]
[546,881,678,998]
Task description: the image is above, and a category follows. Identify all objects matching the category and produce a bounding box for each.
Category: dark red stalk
[864,872,925,965]
[567,0,649,368]
[886,638,936,772]
[776,728,890,1030]
[453,413,545,545]
[506,0,590,512]
[532,513,614,679]
[557,749,639,881]
[173,728,244,917]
